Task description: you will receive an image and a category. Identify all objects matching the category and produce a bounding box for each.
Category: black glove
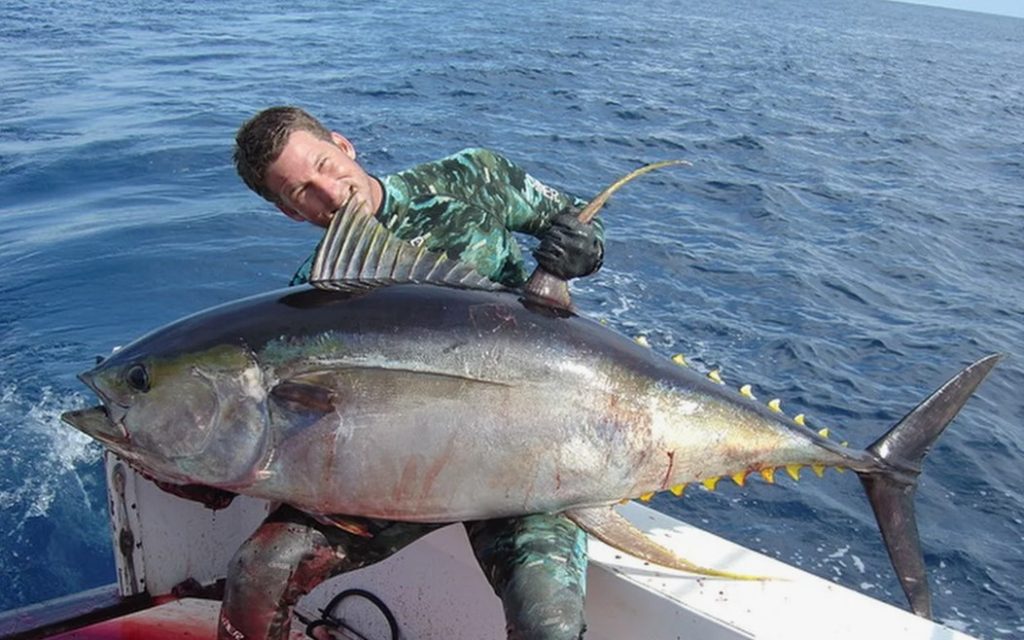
[533,211,604,280]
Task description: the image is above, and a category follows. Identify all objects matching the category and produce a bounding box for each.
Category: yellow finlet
[794,413,806,426]
[639,492,655,502]
[740,384,756,399]
[760,468,775,484]
[768,398,782,413]
[670,484,686,496]
[702,477,720,491]
[671,353,687,366]
[634,335,651,348]
[785,465,801,481]
[731,471,747,487]
[619,498,630,505]
[708,369,724,384]
[811,464,826,478]
[818,428,830,439]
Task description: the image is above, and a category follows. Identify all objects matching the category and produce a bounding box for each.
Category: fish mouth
[61,405,130,446]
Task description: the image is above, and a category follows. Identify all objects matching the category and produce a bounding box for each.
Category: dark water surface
[1,0,1022,637]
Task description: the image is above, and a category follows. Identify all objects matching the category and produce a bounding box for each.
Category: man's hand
[533,211,604,280]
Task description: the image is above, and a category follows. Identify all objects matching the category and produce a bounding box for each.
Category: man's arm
[290,252,314,286]
[457,148,604,279]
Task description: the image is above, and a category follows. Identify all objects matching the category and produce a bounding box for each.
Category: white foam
[0,383,103,522]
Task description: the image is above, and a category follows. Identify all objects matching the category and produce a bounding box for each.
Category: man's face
[264,130,381,228]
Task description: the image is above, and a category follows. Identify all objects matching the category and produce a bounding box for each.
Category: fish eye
[125,363,150,393]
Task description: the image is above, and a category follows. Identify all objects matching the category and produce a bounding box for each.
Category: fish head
[62,341,270,489]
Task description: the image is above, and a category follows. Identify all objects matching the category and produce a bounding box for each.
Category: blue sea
[1,0,1022,637]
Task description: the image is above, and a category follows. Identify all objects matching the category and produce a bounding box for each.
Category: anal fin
[565,506,769,581]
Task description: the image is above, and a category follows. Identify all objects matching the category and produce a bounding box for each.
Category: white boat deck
[301,501,976,640]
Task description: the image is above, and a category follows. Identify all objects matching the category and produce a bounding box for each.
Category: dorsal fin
[309,208,502,291]
[523,159,691,311]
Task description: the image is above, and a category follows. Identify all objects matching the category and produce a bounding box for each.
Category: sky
[893,0,1024,18]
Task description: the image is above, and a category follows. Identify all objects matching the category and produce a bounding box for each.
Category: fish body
[73,282,861,521]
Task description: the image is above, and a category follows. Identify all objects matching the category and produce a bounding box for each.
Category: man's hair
[234,106,333,202]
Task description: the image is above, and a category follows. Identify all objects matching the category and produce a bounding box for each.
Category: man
[227,106,604,640]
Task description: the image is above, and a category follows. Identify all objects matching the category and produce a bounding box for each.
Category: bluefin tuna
[63,175,1000,620]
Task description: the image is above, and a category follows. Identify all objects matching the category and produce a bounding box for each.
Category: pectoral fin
[270,379,336,413]
[565,506,769,581]
[269,375,339,430]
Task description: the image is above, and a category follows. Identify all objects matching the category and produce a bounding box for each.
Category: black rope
[304,588,399,640]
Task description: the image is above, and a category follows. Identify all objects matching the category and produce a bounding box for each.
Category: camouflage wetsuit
[220,149,600,640]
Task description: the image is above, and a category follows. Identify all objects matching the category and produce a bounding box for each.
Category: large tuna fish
[63,176,999,620]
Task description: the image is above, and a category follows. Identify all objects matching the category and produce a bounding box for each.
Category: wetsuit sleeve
[458,148,604,242]
[290,251,314,286]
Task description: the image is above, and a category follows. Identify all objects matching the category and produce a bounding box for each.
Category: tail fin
[857,353,1001,619]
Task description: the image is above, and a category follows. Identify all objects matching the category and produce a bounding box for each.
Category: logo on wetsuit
[525,174,562,203]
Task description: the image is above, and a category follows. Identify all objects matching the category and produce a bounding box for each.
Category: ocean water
[1,0,1022,637]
